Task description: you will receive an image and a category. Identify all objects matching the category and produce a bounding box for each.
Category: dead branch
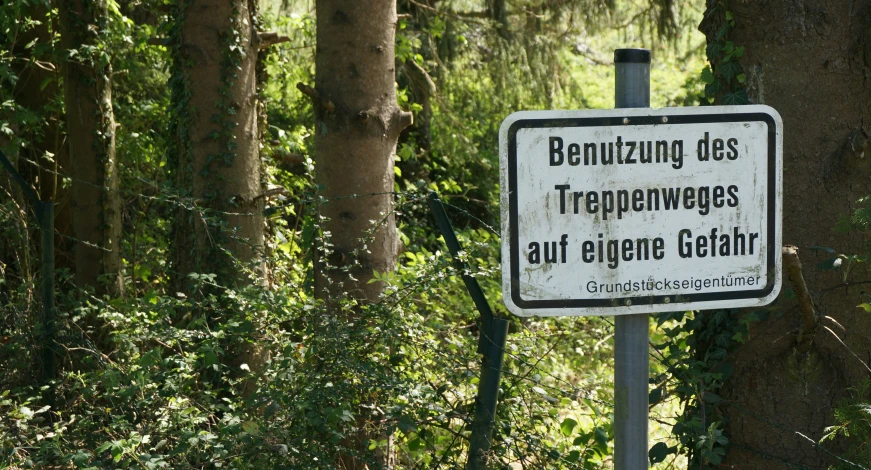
[397,111,414,132]
[407,0,490,22]
[783,245,819,353]
[271,149,305,166]
[572,42,611,65]
[257,32,291,49]
[253,187,291,202]
[269,149,306,175]
[404,59,437,96]
[146,37,170,46]
[296,83,335,113]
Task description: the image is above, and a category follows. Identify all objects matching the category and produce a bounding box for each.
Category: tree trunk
[313,0,410,302]
[702,2,871,467]
[171,0,264,288]
[312,1,411,467]
[57,0,123,296]
[488,0,509,39]
[2,3,74,280]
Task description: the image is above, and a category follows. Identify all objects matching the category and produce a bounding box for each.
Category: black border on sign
[507,112,778,309]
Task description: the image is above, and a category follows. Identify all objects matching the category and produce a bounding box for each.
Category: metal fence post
[613,48,651,470]
[426,192,509,470]
[0,150,56,405]
[38,201,56,392]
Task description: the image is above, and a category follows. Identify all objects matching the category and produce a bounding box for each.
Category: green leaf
[202,349,219,366]
[736,73,746,83]
[721,90,749,105]
[594,426,609,449]
[560,417,577,436]
[717,362,734,380]
[859,303,871,313]
[719,61,741,82]
[566,450,581,463]
[398,415,417,434]
[242,420,259,436]
[649,442,676,464]
[703,392,722,403]
[816,256,842,271]
[701,67,715,85]
[708,451,722,465]
[649,387,663,405]
[704,81,723,98]
[408,437,424,451]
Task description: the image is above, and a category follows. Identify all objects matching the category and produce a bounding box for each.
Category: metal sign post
[498,46,782,468]
[613,48,651,470]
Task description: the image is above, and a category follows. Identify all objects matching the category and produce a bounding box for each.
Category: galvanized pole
[613,48,650,470]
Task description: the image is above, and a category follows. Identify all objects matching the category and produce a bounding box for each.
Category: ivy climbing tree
[57,0,123,296]
[170,0,265,289]
[700,1,871,467]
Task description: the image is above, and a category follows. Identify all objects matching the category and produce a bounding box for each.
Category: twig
[296,82,335,113]
[257,31,291,49]
[822,325,871,376]
[783,245,819,353]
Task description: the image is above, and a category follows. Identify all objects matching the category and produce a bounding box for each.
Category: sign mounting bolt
[622,118,630,124]
[661,116,668,123]
[625,300,632,306]
[663,297,671,304]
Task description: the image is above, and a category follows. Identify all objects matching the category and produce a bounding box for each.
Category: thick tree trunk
[313,0,410,302]
[2,3,74,277]
[57,0,123,296]
[172,0,264,288]
[312,1,410,467]
[702,2,871,467]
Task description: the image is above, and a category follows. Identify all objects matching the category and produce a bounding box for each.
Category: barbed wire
[728,401,870,470]
[10,155,435,221]
[7,154,865,469]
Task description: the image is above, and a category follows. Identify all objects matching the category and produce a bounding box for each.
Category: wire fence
[0,153,868,469]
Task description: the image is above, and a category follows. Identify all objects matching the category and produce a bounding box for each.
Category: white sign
[499,106,783,316]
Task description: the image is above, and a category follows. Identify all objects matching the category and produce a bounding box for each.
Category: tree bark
[312,1,411,467]
[313,0,410,302]
[702,2,871,467]
[2,3,75,278]
[57,0,123,296]
[488,0,510,39]
[171,0,264,288]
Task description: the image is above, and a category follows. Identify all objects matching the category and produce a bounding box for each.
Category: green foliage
[822,379,871,469]
[651,309,757,467]
[0,0,709,468]
[699,1,749,105]
[820,193,871,470]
